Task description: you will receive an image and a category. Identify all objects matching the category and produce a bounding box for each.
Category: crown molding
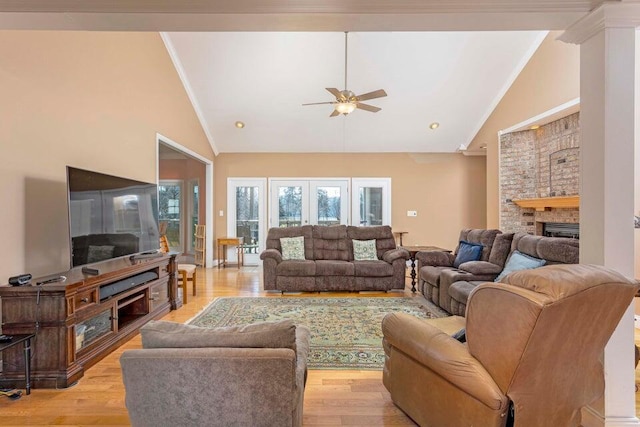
[559,1,640,45]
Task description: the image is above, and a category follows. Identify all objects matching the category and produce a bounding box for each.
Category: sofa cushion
[281,236,306,260]
[141,319,297,352]
[457,229,501,261]
[420,265,455,286]
[353,239,378,260]
[347,225,396,259]
[266,225,314,260]
[353,260,394,277]
[495,250,546,282]
[87,245,115,263]
[277,260,316,276]
[313,225,350,261]
[315,260,355,276]
[453,241,483,268]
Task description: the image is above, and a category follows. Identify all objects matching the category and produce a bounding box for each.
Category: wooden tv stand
[0,254,177,389]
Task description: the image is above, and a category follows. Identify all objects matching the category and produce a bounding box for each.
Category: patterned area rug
[188,296,447,370]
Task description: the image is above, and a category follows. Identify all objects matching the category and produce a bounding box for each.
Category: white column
[560,4,640,427]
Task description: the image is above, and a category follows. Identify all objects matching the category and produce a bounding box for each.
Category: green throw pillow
[353,239,378,261]
[280,236,305,260]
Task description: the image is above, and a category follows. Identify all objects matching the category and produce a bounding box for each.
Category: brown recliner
[382,264,638,427]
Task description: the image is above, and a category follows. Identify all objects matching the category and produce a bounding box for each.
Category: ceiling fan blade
[356,103,381,113]
[356,89,387,101]
[329,109,341,117]
[302,101,335,106]
[326,88,342,98]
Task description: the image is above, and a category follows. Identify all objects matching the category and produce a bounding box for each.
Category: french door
[270,179,349,228]
[351,178,392,226]
[227,178,267,265]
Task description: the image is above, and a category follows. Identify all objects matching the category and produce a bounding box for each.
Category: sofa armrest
[382,248,410,263]
[382,312,505,410]
[458,261,503,276]
[415,251,454,267]
[260,248,283,263]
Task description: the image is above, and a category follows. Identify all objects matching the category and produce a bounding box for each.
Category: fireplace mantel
[512,196,580,212]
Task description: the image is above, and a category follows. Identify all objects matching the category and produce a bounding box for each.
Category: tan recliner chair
[382,264,638,427]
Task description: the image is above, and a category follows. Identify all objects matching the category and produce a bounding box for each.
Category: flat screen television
[67,166,160,268]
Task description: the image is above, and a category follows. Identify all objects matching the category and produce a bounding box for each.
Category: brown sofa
[121,319,310,427]
[260,225,409,292]
[382,264,638,427]
[416,229,505,313]
[448,232,579,316]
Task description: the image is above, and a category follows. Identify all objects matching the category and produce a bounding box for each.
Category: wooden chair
[159,235,196,304]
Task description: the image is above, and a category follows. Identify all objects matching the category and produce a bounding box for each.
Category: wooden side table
[0,334,35,395]
[217,237,244,269]
[400,245,452,293]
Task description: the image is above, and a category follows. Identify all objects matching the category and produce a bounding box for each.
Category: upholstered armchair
[382,264,638,427]
[121,319,310,427]
[416,229,509,312]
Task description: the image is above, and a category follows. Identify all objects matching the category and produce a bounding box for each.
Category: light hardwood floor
[0,266,422,426]
[3,266,638,426]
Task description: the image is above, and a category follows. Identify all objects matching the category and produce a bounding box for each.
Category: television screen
[67,167,160,268]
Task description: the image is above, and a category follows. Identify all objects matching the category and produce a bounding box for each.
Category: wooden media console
[0,254,178,389]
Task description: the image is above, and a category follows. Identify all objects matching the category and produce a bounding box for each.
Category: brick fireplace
[500,112,580,236]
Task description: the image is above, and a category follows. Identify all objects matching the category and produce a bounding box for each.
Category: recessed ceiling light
[530,125,540,130]
[235,121,245,129]
[429,122,439,130]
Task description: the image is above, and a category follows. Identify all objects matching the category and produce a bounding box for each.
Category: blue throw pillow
[495,250,546,282]
[453,241,483,268]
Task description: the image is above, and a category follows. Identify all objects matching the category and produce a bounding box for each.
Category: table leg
[410,256,417,293]
[23,338,32,395]
[217,243,221,269]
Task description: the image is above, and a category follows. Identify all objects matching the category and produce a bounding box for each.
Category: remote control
[0,335,13,343]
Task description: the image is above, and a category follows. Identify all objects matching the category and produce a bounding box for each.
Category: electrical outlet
[219,210,224,217]
[407,210,418,217]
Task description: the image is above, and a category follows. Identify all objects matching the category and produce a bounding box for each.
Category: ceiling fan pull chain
[344,31,348,91]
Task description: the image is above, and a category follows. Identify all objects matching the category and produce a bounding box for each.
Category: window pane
[316,186,341,226]
[359,187,383,226]
[190,183,199,250]
[236,186,260,253]
[158,183,181,250]
[278,186,302,227]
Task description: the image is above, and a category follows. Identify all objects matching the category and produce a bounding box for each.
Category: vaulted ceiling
[164,31,546,153]
[0,0,601,154]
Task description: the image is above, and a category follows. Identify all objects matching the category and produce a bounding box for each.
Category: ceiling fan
[302,32,387,117]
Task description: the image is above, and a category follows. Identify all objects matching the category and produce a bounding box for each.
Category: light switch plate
[407,210,418,217]
[219,210,224,217]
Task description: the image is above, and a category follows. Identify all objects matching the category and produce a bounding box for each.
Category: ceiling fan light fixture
[335,102,357,115]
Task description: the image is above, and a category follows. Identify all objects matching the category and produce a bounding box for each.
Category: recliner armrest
[260,248,283,263]
[382,312,506,410]
[458,261,503,276]
[415,251,454,267]
[382,248,410,263]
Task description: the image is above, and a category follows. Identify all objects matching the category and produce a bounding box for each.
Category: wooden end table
[400,246,452,293]
[217,237,244,268]
[0,333,35,395]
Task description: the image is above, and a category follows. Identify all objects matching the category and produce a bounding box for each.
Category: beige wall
[0,31,213,280]
[469,32,580,229]
[214,153,486,256]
